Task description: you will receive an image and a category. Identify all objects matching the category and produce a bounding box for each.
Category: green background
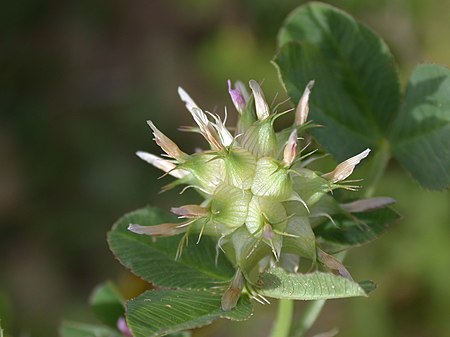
[0,0,449,336]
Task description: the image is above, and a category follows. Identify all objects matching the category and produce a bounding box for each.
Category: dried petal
[147,121,186,160]
[171,204,208,218]
[317,249,353,281]
[178,86,199,112]
[341,197,396,213]
[221,269,244,311]
[128,222,187,236]
[323,148,371,183]
[190,108,223,150]
[249,80,270,120]
[209,109,234,147]
[136,151,189,179]
[294,80,315,126]
[283,129,298,166]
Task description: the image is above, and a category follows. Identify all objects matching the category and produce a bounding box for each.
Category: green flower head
[130,79,372,310]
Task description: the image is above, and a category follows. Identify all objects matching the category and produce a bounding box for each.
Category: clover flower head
[130,79,371,310]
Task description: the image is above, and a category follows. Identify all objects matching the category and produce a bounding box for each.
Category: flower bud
[249,80,270,120]
[240,120,278,158]
[294,80,314,126]
[209,185,252,236]
[180,153,225,194]
[223,146,256,190]
[246,196,287,235]
[251,158,292,200]
[283,129,298,167]
[136,151,189,179]
[221,226,271,280]
[323,148,371,183]
[228,80,247,113]
[147,121,187,160]
[117,317,133,337]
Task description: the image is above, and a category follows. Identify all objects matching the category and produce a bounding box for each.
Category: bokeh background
[1,0,449,336]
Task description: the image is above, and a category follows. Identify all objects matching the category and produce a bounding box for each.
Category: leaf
[390,64,450,190]
[274,2,400,161]
[258,268,373,300]
[89,281,125,327]
[108,207,235,290]
[314,207,401,247]
[126,289,253,337]
[60,321,122,337]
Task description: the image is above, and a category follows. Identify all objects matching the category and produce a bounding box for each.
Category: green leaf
[390,64,450,190]
[258,268,373,300]
[314,207,401,247]
[60,321,122,337]
[126,289,253,337]
[274,2,400,161]
[89,281,125,327]
[108,207,235,289]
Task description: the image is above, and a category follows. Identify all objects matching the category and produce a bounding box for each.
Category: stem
[290,299,326,337]
[364,139,391,198]
[270,299,294,337]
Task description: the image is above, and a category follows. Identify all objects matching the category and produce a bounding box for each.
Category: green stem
[270,299,294,337]
[364,139,391,198]
[291,300,326,337]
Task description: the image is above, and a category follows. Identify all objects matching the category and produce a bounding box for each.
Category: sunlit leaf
[258,268,374,300]
[275,2,400,161]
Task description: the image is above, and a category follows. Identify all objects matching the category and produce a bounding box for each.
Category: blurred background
[1,0,449,336]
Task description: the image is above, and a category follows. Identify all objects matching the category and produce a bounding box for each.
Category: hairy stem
[270,299,294,337]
